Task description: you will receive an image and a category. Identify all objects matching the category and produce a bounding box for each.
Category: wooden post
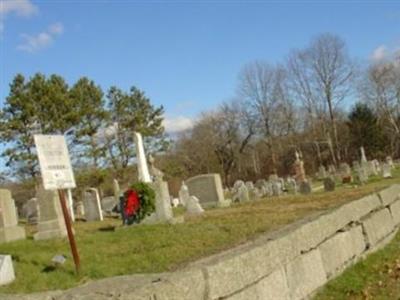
[58,189,81,274]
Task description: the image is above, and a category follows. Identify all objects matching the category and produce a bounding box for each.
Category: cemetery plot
[0,170,399,294]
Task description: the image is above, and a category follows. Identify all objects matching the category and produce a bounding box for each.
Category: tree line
[1,33,399,193]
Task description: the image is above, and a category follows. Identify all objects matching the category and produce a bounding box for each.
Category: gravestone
[142,179,177,224]
[382,163,392,179]
[356,166,368,184]
[0,255,15,285]
[186,174,229,207]
[134,132,152,183]
[178,182,190,206]
[75,201,84,218]
[299,181,312,195]
[113,179,121,203]
[34,186,67,240]
[271,180,283,196]
[317,165,327,179]
[23,197,39,225]
[323,177,336,192]
[101,196,117,214]
[83,188,103,221]
[232,180,249,202]
[186,196,204,215]
[368,161,378,176]
[0,190,26,244]
[360,146,368,163]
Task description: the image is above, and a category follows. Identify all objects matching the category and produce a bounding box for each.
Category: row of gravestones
[316,156,395,185]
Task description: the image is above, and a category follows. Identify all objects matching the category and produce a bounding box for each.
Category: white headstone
[178,182,190,206]
[186,196,204,215]
[382,163,392,179]
[360,146,367,163]
[0,255,15,286]
[134,132,152,183]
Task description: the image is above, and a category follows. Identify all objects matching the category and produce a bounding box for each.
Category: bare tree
[237,61,292,173]
[287,33,355,164]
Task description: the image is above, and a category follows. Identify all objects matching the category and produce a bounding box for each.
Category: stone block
[362,208,395,247]
[56,269,206,300]
[199,240,284,299]
[0,255,14,286]
[390,200,400,226]
[285,249,327,300]
[227,267,289,300]
[378,184,400,206]
[319,226,365,277]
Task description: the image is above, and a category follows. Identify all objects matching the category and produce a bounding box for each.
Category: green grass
[314,231,400,300]
[1,171,400,294]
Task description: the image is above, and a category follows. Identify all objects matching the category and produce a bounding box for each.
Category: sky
[0,0,399,158]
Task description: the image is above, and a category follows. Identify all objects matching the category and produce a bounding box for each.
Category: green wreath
[124,182,156,223]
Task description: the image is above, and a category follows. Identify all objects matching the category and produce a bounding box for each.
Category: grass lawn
[314,230,400,300]
[1,171,400,294]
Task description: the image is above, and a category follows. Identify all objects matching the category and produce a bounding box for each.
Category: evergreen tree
[347,102,387,159]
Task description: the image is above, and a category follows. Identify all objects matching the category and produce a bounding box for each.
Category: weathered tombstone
[232,181,249,202]
[83,188,103,221]
[323,177,336,192]
[360,146,368,163]
[317,165,328,179]
[34,186,67,240]
[245,181,254,190]
[356,166,368,184]
[271,180,283,196]
[23,197,39,225]
[101,196,117,214]
[178,182,190,206]
[368,161,378,176]
[268,174,279,182]
[248,187,261,201]
[0,255,15,285]
[186,196,204,215]
[113,179,121,203]
[382,163,392,179]
[372,159,381,173]
[299,181,312,195]
[186,174,229,207]
[143,179,177,224]
[75,201,85,218]
[0,190,26,244]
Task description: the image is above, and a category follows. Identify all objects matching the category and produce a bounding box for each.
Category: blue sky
[1,0,400,133]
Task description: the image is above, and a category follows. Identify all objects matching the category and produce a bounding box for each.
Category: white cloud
[163,116,194,133]
[17,22,64,53]
[0,0,38,35]
[0,0,38,17]
[371,45,387,62]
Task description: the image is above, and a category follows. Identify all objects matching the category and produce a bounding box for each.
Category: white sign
[34,135,76,190]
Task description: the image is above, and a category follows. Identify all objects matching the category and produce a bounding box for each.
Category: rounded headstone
[299,181,312,195]
[323,177,336,192]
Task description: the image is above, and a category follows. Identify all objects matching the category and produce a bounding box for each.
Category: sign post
[34,135,80,274]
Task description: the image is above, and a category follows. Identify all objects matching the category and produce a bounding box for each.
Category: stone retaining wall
[4,184,400,300]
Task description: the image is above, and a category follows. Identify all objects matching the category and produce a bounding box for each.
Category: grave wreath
[123,182,156,223]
